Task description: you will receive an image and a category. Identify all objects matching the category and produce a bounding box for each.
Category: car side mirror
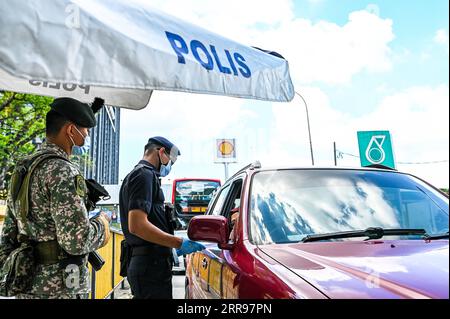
[187,215,232,250]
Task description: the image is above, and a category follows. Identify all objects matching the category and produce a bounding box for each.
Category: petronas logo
[365,135,386,164]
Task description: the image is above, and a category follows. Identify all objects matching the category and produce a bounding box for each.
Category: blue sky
[294,0,449,115]
[119,0,449,187]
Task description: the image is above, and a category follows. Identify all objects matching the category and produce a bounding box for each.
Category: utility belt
[119,241,171,278]
[33,240,85,267]
[131,245,171,258]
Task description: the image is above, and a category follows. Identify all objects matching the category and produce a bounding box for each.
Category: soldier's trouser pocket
[0,244,35,297]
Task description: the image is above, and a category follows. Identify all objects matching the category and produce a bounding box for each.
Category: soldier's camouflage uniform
[0,141,110,299]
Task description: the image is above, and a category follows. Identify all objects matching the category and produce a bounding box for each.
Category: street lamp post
[295,91,314,166]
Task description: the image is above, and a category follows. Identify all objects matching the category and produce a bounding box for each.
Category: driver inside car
[229,207,240,242]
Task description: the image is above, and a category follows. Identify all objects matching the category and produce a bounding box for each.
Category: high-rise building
[81,105,120,185]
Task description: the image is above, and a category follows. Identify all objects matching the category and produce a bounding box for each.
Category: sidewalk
[112,275,185,299]
[112,279,133,299]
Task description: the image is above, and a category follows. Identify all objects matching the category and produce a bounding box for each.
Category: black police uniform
[119,160,174,299]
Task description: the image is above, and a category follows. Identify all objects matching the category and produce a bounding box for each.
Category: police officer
[0,97,110,299]
[119,137,205,299]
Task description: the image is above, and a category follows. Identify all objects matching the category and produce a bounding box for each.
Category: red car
[185,163,449,299]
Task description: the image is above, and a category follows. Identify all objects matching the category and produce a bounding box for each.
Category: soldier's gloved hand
[176,238,205,256]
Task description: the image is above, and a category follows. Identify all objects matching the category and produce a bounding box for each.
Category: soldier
[0,97,110,299]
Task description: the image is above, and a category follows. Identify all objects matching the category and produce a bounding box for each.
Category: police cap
[49,97,104,128]
[148,136,181,161]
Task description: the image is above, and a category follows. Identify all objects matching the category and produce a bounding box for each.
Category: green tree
[0,91,53,197]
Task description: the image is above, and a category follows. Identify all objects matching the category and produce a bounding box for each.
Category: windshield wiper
[423,232,449,240]
[301,227,426,243]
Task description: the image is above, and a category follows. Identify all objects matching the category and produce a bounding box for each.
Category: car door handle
[201,257,208,269]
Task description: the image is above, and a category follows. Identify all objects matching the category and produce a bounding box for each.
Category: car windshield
[249,169,449,245]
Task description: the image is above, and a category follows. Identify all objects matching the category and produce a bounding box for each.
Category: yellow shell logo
[218,141,234,156]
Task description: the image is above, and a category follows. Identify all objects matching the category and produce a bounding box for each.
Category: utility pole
[334,142,337,166]
[295,92,314,166]
[223,162,229,181]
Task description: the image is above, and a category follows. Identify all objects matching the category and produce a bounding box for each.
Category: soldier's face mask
[69,125,91,154]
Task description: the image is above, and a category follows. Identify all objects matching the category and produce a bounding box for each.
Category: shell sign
[216,139,236,162]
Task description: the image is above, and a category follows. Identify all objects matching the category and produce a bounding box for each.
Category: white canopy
[0,0,295,109]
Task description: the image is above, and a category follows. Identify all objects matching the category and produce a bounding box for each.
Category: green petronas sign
[357,131,396,169]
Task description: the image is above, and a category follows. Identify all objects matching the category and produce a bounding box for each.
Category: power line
[336,150,449,165]
[397,160,449,165]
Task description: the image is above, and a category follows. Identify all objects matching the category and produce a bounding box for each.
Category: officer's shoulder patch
[75,174,86,197]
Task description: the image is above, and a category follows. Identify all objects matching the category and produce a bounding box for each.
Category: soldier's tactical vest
[0,150,82,297]
[10,150,70,237]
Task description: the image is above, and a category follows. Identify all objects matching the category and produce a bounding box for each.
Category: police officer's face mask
[158,150,172,177]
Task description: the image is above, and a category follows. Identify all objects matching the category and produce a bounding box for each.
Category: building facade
[81,105,120,185]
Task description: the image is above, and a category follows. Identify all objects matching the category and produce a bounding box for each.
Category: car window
[223,179,243,219]
[210,185,231,216]
[233,198,241,210]
[222,179,243,242]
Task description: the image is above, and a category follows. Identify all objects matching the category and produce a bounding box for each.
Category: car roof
[222,163,447,199]
[256,165,397,172]
[233,163,400,177]
[225,163,407,184]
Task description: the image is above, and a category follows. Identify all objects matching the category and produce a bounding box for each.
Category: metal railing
[89,229,125,299]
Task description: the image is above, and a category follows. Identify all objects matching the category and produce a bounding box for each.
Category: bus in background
[161,178,221,274]
[161,178,221,229]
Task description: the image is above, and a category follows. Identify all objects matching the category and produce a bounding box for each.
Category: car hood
[259,240,449,299]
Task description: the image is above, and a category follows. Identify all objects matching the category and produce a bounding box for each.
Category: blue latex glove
[176,238,206,256]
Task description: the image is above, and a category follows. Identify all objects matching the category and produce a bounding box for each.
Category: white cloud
[135,0,294,38]
[434,29,449,54]
[365,4,381,17]
[257,86,355,168]
[259,85,449,187]
[118,1,448,188]
[250,10,395,84]
[360,85,449,186]
[119,91,256,176]
[138,0,395,85]
[121,91,254,140]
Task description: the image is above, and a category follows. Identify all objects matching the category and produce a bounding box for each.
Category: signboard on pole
[357,131,395,169]
[214,139,236,181]
[215,139,237,163]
